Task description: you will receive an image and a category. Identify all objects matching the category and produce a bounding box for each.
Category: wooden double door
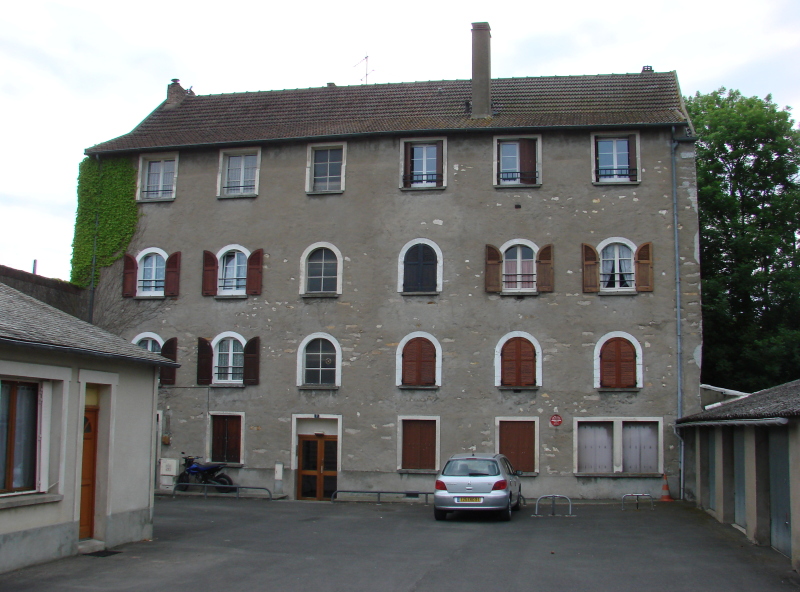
[297,435,337,500]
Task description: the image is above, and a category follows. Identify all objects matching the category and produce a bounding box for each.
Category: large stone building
[85,23,701,501]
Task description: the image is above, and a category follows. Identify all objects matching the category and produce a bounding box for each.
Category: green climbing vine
[70,156,138,287]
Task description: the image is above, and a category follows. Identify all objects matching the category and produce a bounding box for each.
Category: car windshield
[442,459,500,477]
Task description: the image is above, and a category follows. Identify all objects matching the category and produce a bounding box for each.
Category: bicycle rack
[621,493,654,510]
[533,494,575,516]
[171,482,273,501]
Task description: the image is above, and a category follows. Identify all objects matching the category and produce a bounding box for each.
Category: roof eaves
[0,336,181,368]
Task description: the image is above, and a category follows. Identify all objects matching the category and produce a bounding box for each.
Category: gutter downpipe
[671,126,685,500]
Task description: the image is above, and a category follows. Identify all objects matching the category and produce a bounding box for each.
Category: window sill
[497,386,539,391]
[397,385,439,390]
[597,290,637,296]
[400,292,440,296]
[137,197,175,203]
[215,294,248,299]
[218,194,258,199]
[598,387,641,393]
[302,293,339,299]
[209,383,246,388]
[399,186,446,192]
[298,385,339,391]
[500,291,538,297]
[134,295,165,300]
[306,190,344,196]
[493,183,541,189]
[592,180,641,186]
[397,469,438,474]
[0,493,63,510]
[574,473,662,478]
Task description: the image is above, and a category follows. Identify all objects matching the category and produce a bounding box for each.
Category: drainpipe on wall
[671,126,685,499]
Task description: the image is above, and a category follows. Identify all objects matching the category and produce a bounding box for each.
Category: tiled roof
[678,380,800,423]
[0,283,177,367]
[86,72,688,154]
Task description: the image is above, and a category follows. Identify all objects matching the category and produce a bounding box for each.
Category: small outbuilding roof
[678,379,800,424]
[86,72,689,155]
[0,282,178,367]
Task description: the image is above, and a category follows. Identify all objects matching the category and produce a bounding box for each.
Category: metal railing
[331,490,432,504]
[621,493,654,510]
[170,482,272,501]
[533,494,575,516]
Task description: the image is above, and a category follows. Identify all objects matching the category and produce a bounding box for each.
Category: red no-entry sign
[550,415,563,426]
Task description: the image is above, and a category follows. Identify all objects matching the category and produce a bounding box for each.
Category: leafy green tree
[686,88,800,392]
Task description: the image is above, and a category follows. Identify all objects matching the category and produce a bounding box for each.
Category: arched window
[485,242,553,293]
[123,248,181,298]
[219,250,247,292]
[594,333,642,389]
[215,335,245,382]
[503,244,535,291]
[299,243,343,295]
[600,243,633,289]
[136,334,162,353]
[304,338,337,385]
[398,239,442,293]
[494,332,543,387]
[197,333,260,386]
[202,245,263,297]
[402,337,436,386]
[139,252,165,294]
[582,239,653,293]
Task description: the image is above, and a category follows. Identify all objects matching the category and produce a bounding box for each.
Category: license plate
[456,497,482,503]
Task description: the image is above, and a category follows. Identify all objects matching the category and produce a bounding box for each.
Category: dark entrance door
[297,435,337,500]
[79,407,98,539]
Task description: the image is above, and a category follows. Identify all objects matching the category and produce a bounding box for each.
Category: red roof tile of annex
[86,72,690,155]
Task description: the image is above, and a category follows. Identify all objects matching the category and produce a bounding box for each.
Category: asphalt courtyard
[1,496,799,592]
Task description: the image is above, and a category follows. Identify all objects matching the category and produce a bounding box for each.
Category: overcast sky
[2,0,799,281]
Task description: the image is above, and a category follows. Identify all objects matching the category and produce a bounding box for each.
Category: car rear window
[442,459,500,476]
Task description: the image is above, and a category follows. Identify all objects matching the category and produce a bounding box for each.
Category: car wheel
[434,508,448,521]
[499,497,512,521]
[512,490,522,511]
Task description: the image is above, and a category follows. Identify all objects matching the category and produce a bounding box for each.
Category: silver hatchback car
[433,453,523,521]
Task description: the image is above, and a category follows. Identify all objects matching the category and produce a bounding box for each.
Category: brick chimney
[471,22,492,119]
[166,79,188,106]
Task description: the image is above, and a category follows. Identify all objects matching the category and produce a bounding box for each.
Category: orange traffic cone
[660,474,675,502]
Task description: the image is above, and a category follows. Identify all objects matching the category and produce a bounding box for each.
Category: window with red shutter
[164,252,181,297]
[600,337,637,388]
[402,139,445,188]
[159,337,178,385]
[122,254,137,298]
[402,337,437,386]
[211,414,242,463]
[500,337,536,387]
[401,419,436,470]
[197,338,213,385]
[499,421,536,472]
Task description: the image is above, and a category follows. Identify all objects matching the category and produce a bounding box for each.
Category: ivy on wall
[70,157,138,287]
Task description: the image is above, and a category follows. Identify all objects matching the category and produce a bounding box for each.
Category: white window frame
[395,331,443,387]
[397,415,440,471]
[498,239,539,293]
[137,153,178,201]
[215,244,251,296]
[590,132,640,184]
[299,242,343,295]
[494,331,543,387]
[210,331,246,385]
[206,411,245,464]
[494,416,540,473]
[593,331,644,389]
[400,137,447,189]
[135,247,168,297]
[306,142,347,194]
[397,238,444,293]
[596,237,637,293]
[296,333,342,387]
[131,331,164,354]
[573,417,663,475]
[493,135,542,186]
[217,147,261,198]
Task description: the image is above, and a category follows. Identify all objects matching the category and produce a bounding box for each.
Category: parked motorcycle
[176,454,235,493]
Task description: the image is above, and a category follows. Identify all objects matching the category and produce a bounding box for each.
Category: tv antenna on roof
[354,54,374,84]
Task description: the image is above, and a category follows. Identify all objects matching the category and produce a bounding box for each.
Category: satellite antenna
[354,54,374,84]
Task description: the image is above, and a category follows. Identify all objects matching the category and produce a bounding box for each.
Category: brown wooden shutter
[600,339,618,387]
[401,339,418,385]
[485,244,502,292]
[627,134,638,181]
[246,249,263,295]
[582,243,599,293]
[496,141,502,184]
[519,138,537,184]
[619,340,637,387]
[202,251,217,296]
[435,140,444,187]
[122,254,137,298]
[243,336,260,385]
[600,338,636,388]
[536,244,554,292]
[635,242,653,292]
[197,337,213,385]
[212,415,241,463]
[594,138,601,182]
[164,252,181,297]
[499,421,536,472]
[402,420,436,470]
[159,338,178,385]
[402,338,436,386]
[501,337,535,387]
[403,142,413,188]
